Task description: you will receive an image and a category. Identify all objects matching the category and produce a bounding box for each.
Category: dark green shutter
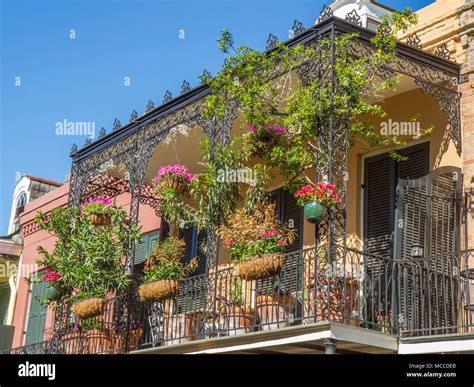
[281,189,303,253]
[133,231,161,266]
[195,230,207,275]
[364,153,394,259]
[364,143,429,259]
[179,226,195,265]
[25,279,48,345]
[0,284,11,325]
[133,238,148,266]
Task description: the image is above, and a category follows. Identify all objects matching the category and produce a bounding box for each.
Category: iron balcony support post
[324,338,337,354]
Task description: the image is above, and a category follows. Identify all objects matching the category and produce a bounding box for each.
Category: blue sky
[0,0,433,234]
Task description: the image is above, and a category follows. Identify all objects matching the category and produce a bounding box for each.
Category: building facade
[5,0,474,354]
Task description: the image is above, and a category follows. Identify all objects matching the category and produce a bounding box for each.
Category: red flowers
[294,183,341,208]
[260,230,279,238]
[43,268,61,284]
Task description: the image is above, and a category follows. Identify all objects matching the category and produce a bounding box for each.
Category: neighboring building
[0,236,21,350]
[5,0,474,354]
[7,174,62,236]
[0,174,62,350]
[10,183,161,348]
[324,0,396,30]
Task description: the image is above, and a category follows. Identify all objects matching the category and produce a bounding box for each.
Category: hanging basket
[237,254,285,281]
[45,286,61,301]
[138,279,180,302]
[303,202,327,224]
[156,174,188,194]
[72,298,106,319]
[87,213,111,227]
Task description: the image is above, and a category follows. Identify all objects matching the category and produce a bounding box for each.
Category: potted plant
[32,203,140,320]
[305,248,359,324]
[256,290,295,331]
[222,280,256,336]
[42,268,62,301]
[82,197,114,226]
[138,237,198,302]
[111,319,142,353]
[246,123,286,156]
[153,164,195,195]
[216,202,296,281]
[78,318,114,354]
[294,183,341,224]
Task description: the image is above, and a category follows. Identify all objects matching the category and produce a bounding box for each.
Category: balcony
[4,246,474,354]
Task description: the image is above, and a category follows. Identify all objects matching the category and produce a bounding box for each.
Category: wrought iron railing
[3,246,473,354]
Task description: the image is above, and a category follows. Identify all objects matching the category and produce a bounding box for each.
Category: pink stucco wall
[12,183,161,347]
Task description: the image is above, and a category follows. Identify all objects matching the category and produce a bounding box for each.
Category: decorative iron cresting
[345,9,362,27]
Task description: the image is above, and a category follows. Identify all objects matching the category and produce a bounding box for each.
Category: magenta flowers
[83,197,111,206]
[246,123,286,135]
[43,268,61,284]
[156,164,194,182]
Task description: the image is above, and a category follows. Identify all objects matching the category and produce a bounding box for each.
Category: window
[0,283,11,325]
[364,143,429,259]
[179,225,207,275]
[366,18,380,32]
[25,275,49,345]
[15,192,27,217]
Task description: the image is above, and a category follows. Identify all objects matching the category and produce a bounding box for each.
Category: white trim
[399,339,474,354]
[187,330,334,354]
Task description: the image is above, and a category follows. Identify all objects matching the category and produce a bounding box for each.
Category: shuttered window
[0,283,11,325]
[25,277,48,345]
[257,188,304,294]
[179,226,206,276]
[133,231,161,266]
[364,142,429,259]
[270,187,303,253]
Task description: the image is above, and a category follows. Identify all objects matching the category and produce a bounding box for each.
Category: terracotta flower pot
[256,294,295,331]
[237,254,285,280]
[223,307,256,336]
[87,213,111,226]
[84,329,114,354]
[62,332,84,354]
[111,328,143,353]
[163,314,199,345]
[308,275,359,323]
[139,279,180,302]
[72,298,106,319]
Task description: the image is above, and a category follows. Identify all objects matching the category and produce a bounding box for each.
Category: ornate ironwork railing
[3,247,473,354]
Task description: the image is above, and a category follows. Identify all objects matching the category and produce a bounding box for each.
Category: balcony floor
[132,322,398,355]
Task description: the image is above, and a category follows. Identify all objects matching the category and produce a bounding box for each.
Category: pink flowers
[260,230,279,238]
[156,164,194,182]
[266,124,285,135]
[295,183,341,208]
[246,123,286,136]
[43,268,61,283]
[247,123,257,132]
[224,240,235,248]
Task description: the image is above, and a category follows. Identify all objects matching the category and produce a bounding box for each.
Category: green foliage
[159,138,270,229]
[31,204,141,306]
[201,9,418,188]
[143,237,197,282]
